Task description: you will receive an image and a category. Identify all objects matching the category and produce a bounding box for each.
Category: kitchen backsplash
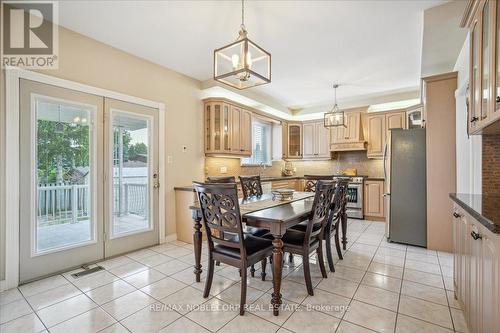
[205,151,384,178]
[482,134,500,195]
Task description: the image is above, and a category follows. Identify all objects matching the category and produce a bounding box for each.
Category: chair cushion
[245,226,269,237]
[289,221,322,233]
[214,235,273,259]
[282,229,319,247]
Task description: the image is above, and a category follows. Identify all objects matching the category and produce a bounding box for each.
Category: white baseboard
[0,279,8,292]
[163,233,178,243]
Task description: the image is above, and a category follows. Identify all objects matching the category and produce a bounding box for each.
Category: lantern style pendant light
[213,0,271,90]
[324,84,346,128]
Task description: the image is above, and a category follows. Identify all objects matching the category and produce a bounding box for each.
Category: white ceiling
[58,0,446,112]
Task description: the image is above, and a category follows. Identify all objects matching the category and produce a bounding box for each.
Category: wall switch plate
[220,166,227,174]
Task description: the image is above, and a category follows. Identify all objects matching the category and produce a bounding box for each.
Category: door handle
[471,231,482,240]
[153,171,160,189]
[453,212,462,218]
[383,193,390,197]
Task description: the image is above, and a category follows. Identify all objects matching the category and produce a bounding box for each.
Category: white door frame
[2,66,166,290]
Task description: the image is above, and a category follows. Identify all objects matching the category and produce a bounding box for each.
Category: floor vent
[71,266,104,278]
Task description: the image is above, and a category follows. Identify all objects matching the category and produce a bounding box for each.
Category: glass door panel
[19,79,104,283]
[104,98,159,257]
[482,1,491,120]
[111,112,151,237]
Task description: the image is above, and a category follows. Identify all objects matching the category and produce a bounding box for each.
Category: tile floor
[0,220,467,333]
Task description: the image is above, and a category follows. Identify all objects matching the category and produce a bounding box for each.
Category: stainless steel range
[334,176,364,219]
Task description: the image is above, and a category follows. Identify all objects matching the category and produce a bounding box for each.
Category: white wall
[453,34,482,194]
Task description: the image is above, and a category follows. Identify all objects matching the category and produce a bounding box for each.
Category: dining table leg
[271,236,283,316]
[193,214,203,283]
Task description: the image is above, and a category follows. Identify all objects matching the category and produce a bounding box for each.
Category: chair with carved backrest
[207,175,269,275]
[239,175,263,199]
[193,182,273,315]
[303,175,335,192]
[281,180,336,295]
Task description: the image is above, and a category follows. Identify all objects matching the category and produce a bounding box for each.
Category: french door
[19,80,159,282]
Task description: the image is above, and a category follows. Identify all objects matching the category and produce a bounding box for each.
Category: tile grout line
[437,250,458,333]
[392,240,408,333]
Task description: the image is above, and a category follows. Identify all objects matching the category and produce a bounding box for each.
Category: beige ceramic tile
[302,288,351,318]
[122,268,166,288]
[72,270,120,292]
[135,253,174,267]
[395,314,453,333]
[336,320,376,333]
[317,276,359,298]
[354,284,400,311]
[120,302,181,333]
[329,265,366,283]
[108,262,148,279]
[124,248,158,260]
[140,277,187,300]
[36,294,96,328]
[0,313,45,333]
[0,298,33,324]
[248,294,298,326]
[218,312,280,333]
[154,260,191,276]
[403,268,444,289]
[283,305,341,333]
[48,308,116,333]
[19,275,69,297]
[185,298,239,332]
[344,300,397,333]
[401,280,448,306]
[158,317,210,333]
[85,280,136,305]
[361,272,401,293]
[100,290,156,321]
[450,308,469,333]
[367,262,404,279]
[160,286,210,315]
[26,283,81,310]
[398,295,453,329]
[98,322,129,333]
[404,259,441,275]
[0,288,24,306]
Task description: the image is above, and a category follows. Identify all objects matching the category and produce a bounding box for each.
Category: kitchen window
[241,120,272,166]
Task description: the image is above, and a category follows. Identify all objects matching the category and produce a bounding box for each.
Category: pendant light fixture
[213,0,271,90]
[324,84,346,128]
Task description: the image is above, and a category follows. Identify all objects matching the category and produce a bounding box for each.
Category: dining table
[189,191,334,316]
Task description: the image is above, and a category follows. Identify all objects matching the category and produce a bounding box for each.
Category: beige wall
[0,25,205,274]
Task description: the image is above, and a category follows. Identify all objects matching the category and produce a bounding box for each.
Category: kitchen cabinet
[303,120,330,159]
[330,111,366,151]
[364,180,385,219]
[463,0,500,134]
[366,110,406,159]
[452,204,500,333]
[283,123,303,159]
[204,99,252,157]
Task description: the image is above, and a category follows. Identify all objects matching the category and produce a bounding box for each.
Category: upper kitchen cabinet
[366,110,406,159]
[303,120,331,159]
[283,122,303,159]
[330,110,366,151]
[462,0,500,134]
[203,98,252,157]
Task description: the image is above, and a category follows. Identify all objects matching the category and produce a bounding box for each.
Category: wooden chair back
[193,182,246,257]
[303,175,335,192]
[303,180,336,245]
[239,175,263,199]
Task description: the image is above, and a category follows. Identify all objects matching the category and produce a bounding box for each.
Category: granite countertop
[174,175,383,192]
[450,193,500,234]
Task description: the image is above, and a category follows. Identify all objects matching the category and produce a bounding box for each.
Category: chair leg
[316,241,328,278]
[303,254,314,296]
[325,226,335,272]
[250,265,255,278]
[261,258,267,281]
[289,253,294,263]
[215,260,221,266]
[203,258,215,298]
[240,267,247,315]
[334,223,343,260]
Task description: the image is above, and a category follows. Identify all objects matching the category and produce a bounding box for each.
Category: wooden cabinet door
[230,106,241,152]
[240,109,252,155]
[302,122,315,158]
[367,114,386,158]
[479,0,492,127]
[345,113,360,142]
[331,124,346,144]
[282,122,289,159]
[288,124,302,158]
[364,180,384,218]
[316,121,330,158]
[467,221,483,333]
[204,103,212,152]
[481,230,499,333]
[470,17,481,133]
[386,112,406,131]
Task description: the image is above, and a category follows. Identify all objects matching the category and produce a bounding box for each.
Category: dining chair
[206,176,269,276]
[193,182,273,315]
[239,175,263,199]
[206,176,236,183]
[281,180,336,295]
[303,175,335,192]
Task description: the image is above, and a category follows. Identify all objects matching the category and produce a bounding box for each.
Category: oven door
[346,183,363,209]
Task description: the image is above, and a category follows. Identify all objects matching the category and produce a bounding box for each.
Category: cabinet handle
[470,116,479,123]
[471,231,482,240]
[496,96,500,103]
[453,212,462,218]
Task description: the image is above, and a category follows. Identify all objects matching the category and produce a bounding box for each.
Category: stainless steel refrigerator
[384,128,427,247]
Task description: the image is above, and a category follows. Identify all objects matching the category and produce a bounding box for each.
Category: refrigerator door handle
[383,143,388,180]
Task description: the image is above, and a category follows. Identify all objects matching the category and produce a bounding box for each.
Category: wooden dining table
[190,191,322,316]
